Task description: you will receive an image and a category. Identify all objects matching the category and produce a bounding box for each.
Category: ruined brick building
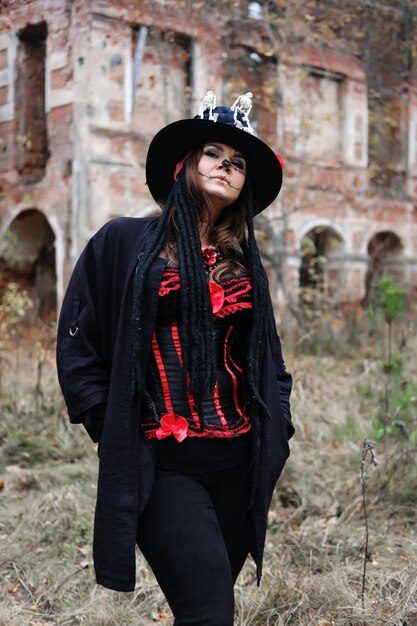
[0,0,416,318]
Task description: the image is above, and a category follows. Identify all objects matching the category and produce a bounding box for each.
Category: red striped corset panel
[142,266,253,441]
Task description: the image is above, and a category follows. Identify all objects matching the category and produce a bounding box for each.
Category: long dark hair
[131,146,271,430]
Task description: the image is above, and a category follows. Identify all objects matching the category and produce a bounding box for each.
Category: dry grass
[1,325,417,625]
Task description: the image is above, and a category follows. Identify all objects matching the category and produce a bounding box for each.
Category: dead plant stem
[360,438,379,609]
[11,561,35,601]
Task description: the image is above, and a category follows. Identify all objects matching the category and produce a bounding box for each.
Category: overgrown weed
[0,313,417,624]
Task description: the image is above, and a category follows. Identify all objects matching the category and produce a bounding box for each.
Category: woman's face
[197,142,247,215]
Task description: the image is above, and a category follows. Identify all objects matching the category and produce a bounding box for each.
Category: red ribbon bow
[155,413,188,442]
[208,280,225,314]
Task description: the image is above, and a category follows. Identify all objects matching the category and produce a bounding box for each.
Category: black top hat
[146,91,283,214]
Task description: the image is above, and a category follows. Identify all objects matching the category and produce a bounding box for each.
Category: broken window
[131,26,192,134]
[15,22,48,180]
[299,225,345,294]
[365,231,403,306]
[284,66,344,164]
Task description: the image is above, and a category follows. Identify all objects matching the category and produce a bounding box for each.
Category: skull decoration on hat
[196,90,255,135]
[198,90,217,119]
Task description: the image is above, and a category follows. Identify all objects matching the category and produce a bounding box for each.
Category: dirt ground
[1,324,417,625]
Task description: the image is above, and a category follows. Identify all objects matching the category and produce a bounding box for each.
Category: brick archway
[299,224,346,293]
[365,230,404,305]
[0,208,56,319]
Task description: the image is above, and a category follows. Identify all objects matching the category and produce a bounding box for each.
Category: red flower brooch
[202,246,222,272]
[202,246,225,314]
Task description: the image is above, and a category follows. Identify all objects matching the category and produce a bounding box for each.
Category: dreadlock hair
[243,181,270,412]
[240,180,274,505]
[131,145,271,444]
[131,159,217,426]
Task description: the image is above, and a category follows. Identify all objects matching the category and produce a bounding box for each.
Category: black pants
[137,463,251,626]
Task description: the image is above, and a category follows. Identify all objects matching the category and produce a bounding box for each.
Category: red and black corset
[142,267,253,441]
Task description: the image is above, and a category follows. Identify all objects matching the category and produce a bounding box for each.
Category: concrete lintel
[0,68,9,87]
[327,258,368,269]
[0,33,13,51]
[49,50,68,71]
[343,254,369,265]
[286,256,302,269]
[91,11,129,25]
[47,88,74,110]
[90,10,194,37]
[89,124,146,140]
[0,102,14,122]
[90,158,134,168]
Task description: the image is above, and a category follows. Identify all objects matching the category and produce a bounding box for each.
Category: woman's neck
[200,237,212,248]
[199,221,213,248]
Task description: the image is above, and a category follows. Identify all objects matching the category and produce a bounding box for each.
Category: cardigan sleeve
[56,236,110,440]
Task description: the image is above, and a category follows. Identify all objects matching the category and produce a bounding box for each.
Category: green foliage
[360,385,374,399]
[369,368,417,442]
[373,421,393,441]
[0,282,33,330]
[362,276,417,461]
[367,275,406,324]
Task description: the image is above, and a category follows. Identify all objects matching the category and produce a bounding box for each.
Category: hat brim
[146,118,283,215]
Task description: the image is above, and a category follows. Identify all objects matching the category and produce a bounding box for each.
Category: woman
[57,91,294,625]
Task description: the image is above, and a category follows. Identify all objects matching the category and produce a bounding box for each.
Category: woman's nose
[220,158,232,169]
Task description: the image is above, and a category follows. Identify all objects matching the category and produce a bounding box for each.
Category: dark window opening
[15,22,48,181]
[131,25,192,133]
[299,226,345,298]
[365,231,403,306]
[0,209,56,320]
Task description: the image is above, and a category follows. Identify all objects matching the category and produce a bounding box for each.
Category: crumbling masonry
[0,0,416,318]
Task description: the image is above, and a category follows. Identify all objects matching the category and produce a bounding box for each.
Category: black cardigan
[56,216,294,592]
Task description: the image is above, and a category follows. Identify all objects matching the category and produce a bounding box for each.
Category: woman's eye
[232,160,245,172]
[204,150,218,158]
